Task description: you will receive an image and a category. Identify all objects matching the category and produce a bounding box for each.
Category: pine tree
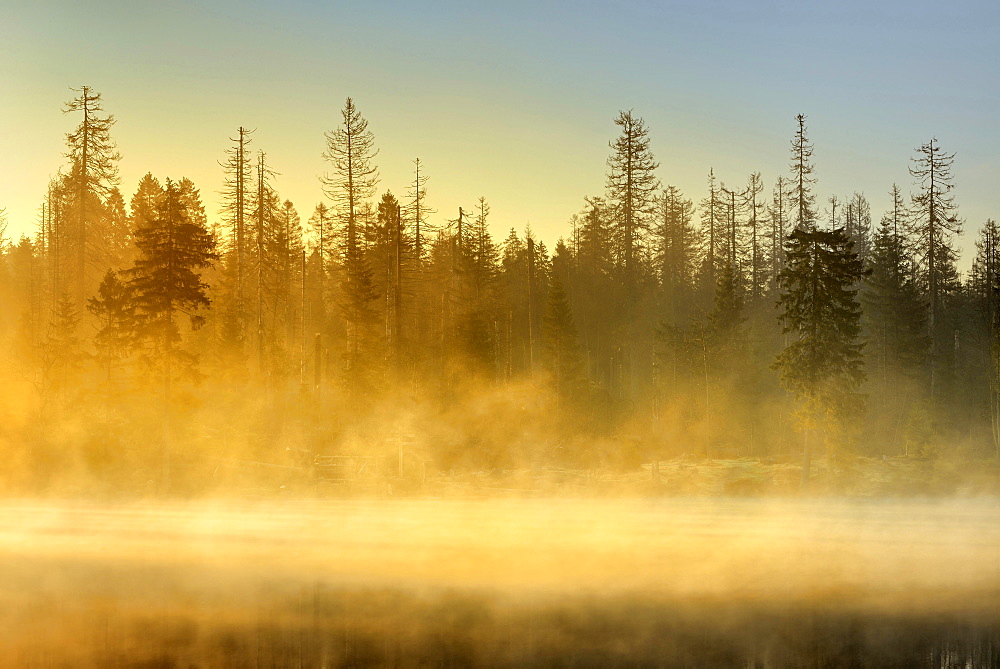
[42,293,85,402]
[219,127,253,328]
[87,268,138,393]
[458,197,500,371]
[970,219,1000,457]
[719,182,745,282]
[709,261,744,349]
[654,185,696,324]
[323,98,381,390]
[98,187,132,271]
[373,191,405,360]
[844,192,872,264]
[862,187,928,388]
[788,114,817,232]
[698,169,725,293]
[247,152,283,371]
[773,227,867,484]
[574,197,616,388]
[606,110,658,291]
[909,138,961,397]
[305,202,336,346]
[339,224,379,392]
[130,173,164,233]
[271,199,304,368]
[499,228,529,376]
[543,274,584,397]
[405,158,435,266]
[322,97,379,243]
[768,175,789,294]
[130,178,218,370]
[62,86,122,304]
[745,172,767,302]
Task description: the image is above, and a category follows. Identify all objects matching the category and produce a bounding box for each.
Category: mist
[1,83,999,665]
[2,498,998,666]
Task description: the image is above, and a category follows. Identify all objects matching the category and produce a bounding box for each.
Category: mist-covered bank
[3,92,1000,506]
[1,498,998,666]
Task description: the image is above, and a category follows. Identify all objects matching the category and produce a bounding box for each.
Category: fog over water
[2,498,997,666]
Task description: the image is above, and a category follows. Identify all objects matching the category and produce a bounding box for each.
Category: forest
[1,86,998,495]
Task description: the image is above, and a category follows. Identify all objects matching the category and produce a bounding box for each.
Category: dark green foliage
[542,275,584,396]
[863,215,928,380]
[129,179,217,356]
[7,93,1000,492]
[773,227,868,419]
[654,185,697,325]
[88,269,138,362]
[340,226,379,388]
[709,261,744,347]
[43,292,85,398]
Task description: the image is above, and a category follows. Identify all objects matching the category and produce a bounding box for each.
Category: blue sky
[2,0,997,267]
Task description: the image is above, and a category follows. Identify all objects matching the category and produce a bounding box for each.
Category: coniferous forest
[1,87,998,494]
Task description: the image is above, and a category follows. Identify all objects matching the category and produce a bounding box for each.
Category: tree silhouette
[788,114,817,232]
[909,139,961,397]
[773,227,867,485]
[607,110,658,292]
[62,86,122,304]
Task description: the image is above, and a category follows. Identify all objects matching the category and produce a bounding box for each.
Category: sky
[1,0,997,269]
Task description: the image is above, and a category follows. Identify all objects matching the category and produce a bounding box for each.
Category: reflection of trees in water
[4,586,997,666]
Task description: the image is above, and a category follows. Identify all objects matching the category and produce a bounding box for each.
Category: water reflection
[1,498,997,666]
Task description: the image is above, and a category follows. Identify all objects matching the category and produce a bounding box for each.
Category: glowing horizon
[1,1,998,269]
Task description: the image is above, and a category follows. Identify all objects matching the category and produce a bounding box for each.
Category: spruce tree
[654,185,696,324]
[87,268,138,395]
[543,274,584,398]
[909,139,961,397]
[62,86,122,304]
[323,98,381,390]
[405,158,435,266]
[606,110,658,291]
[219,127,253,329]
[768,175,789,294]
[773,227,867,484]
[698,169,725,293]
[788,114,817,231]
[745,172,767,302]
[970,220,1000,457]
[339,226,379,392]
[130,173,164,233]
[43,293,85,402]
[130,178,217,369]
[322,97,379,243]
[862,187,928,388]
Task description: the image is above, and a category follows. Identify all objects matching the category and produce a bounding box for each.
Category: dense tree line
[0,88,996,492]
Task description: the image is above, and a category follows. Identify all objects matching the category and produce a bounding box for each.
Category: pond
[1,497,997,666]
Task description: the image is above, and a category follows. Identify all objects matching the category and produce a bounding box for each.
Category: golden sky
[2,1,997,266]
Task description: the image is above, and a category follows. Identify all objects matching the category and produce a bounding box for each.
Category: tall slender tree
[862,193,928,390]
[322,98,379,244]
[405,158,435,266]
[699,169,725,292]
[606,110,658,291]
[773,227,867,485]
[909,139,961,397]
[62,86,122,304]
[788,114,817,232]
[654,185,696,324]
[745,172,767,301]
[970,219,1000,457]
[219,127,253,335]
